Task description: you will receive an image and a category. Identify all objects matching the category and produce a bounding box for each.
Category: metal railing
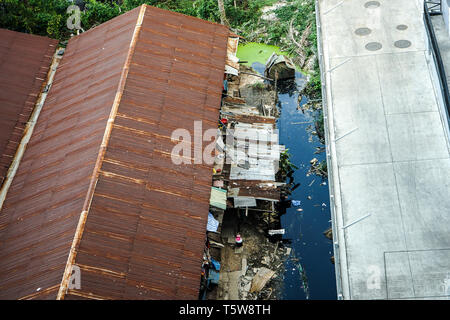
[424,0,450,122]
[425,0,442,15]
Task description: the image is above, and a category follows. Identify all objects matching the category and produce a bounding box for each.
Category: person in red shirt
[235,233,243,247]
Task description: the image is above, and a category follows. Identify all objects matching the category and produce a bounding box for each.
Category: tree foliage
[0,0,321,95]
[0,0,284,41]
[0,0,70,39]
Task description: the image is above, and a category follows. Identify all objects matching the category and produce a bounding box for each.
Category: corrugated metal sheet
[0,8,141,299]
[229,123,282,181]
[230,180,281,201]
[67,6,229,300]
[0,5,229,300]
[0,29,58,187]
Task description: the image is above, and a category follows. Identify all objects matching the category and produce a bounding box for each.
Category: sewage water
[247,57,337,300]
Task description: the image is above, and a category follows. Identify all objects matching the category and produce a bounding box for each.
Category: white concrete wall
[443,1,449,33]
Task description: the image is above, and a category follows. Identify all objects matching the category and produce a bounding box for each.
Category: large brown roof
[0,5,229,299]
[0,29,58,186]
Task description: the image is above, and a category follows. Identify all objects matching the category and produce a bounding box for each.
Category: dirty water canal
[239,44,336,300]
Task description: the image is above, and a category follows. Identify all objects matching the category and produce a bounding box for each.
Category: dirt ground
[216,209,290,300]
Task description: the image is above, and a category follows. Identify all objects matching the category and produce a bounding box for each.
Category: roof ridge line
[56,4,147,300]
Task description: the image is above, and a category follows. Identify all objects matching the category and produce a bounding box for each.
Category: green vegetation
[279,149,298,179]
[0,0,317,54]
[303,59,322,99]
[251,82,266,90]
[0,0,320,96]
[315,109,325,142]
[0,0,274,40]
[238,0,317,56]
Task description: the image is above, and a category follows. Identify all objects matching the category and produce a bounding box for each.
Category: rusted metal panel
[0,7,140,299]
[237,187,281,201]
[69,6,228,300]
[0,29,58,186]
[226,36,240,69]
[0,5,228,300]
[223,114,277,124]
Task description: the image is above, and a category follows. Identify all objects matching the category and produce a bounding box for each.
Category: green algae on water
[237,42,289,67]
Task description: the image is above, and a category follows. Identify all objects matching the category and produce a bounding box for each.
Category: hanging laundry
[207,212,219,232]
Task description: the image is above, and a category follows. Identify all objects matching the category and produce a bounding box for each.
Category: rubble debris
[261,256,271,265]
[250,267,276,293]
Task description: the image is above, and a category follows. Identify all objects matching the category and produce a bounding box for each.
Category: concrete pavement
[317,0,450,299]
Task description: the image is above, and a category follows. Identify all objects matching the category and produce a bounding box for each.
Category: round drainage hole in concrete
[364,1,381,8]
[397,24,408,31]
[365,42,382,51]
[355,27,372,36]
[394,40,412,48]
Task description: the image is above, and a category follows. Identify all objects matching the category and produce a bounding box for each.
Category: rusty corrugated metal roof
[0,5,229,300]
[0,29,58,187]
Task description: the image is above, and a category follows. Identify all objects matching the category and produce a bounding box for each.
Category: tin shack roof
[0,29,58,186]
[0,5,229,299]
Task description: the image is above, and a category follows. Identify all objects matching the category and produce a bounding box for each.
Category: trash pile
[237,234,292,300]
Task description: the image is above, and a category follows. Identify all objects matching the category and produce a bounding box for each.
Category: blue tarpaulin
[208,270,220,284]
[211,258,221,271]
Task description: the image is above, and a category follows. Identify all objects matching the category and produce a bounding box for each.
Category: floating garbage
[323,227,332,240]
[291,200,301,207]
